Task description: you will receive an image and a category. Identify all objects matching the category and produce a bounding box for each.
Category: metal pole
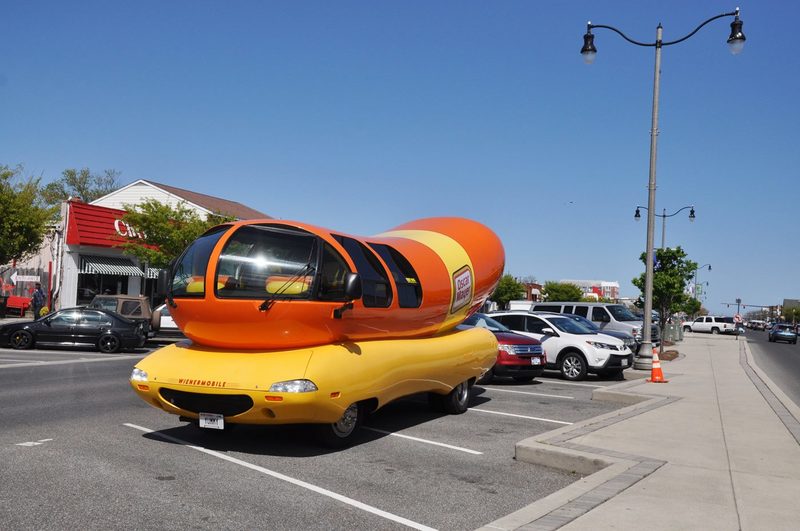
[661,208,666,248]
[635,24,662,370]
[694,269,699,300]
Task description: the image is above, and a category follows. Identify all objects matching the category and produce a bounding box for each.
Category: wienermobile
[130,217,504,446]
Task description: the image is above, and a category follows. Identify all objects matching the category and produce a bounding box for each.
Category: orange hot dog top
[166,217,504,349]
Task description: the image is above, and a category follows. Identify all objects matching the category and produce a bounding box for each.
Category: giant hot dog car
[130,217,504,446]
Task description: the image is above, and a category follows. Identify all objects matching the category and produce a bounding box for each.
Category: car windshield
[607,305,640,322]
[565,314,599,331]
[776,325,793,331]
[549,316,594,335]
[462,313,510,332]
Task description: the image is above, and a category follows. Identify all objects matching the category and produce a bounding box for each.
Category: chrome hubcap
[331,403,359,437]
[564,357,581,378]
[455,382,469,405]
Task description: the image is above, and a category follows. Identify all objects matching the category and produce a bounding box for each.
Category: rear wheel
[560,352,588,381]
[711,328,720,335]
[683,326,691,332]
[314,402,363,448]
[430,380,472,414]
[97,334,121,353]
[10,330,34,350]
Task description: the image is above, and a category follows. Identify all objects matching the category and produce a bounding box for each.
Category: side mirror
[542,327,556,336]
[344,273,362,300]
[156,269,170,298]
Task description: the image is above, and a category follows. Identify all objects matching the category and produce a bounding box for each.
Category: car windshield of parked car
[462,313,510,332]
[549,316,594,335]
[607,305,640,322]
[565,314,599,331]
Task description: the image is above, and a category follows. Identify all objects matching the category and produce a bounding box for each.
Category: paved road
[0,345,631,530]
[746,329,800,408]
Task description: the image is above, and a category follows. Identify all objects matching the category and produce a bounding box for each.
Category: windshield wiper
[259,263,316,311]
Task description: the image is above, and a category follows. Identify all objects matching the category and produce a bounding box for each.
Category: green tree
[632,246,697,343]
[491,274,525,309]
[680,297,702,318]
[118,199,234,269]
[542,281,583,302]
[41,167,121,207]
[784,307,800,324]
[0,165,57,273]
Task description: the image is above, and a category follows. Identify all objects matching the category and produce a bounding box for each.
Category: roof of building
[143,180,271,220]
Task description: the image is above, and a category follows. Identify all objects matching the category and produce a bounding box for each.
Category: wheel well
[557,348,586,364]
[360,398,379,416]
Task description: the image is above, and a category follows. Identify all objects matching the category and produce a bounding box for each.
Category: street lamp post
[634,205,695,248]
[581,8,745,370]
[694,263,711,300]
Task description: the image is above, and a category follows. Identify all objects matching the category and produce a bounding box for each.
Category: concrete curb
[477,377,675,531]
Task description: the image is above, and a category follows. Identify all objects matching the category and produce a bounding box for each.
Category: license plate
[621,358,629,367]
[199,412,224,430]
[531,357,541,365]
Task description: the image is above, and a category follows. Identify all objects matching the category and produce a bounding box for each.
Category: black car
[0,307,147,353]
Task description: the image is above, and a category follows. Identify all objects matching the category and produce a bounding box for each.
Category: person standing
[31,282,45,318]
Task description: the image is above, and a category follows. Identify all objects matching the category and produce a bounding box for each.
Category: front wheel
[314,402,362,448]
[683,326,691,332]
[560,352,588,381]
[10,330,34,350]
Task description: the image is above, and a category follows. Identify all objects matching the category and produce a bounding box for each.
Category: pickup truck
[682,316,736,335]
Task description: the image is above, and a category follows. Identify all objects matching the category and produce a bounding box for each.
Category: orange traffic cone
[647,346,669,383]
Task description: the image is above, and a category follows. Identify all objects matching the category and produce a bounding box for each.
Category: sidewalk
[481,335,800,531]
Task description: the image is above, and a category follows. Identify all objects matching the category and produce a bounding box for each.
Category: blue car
[768,324,797,344]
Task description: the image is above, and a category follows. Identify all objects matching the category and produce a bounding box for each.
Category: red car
[459,313,545,383]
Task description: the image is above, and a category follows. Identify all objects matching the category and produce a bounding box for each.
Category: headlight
[498,344,516,356]
[586,341,617,350]
[268,379,318,393]
[130,368,149,382]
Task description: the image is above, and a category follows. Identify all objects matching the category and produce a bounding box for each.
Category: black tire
[10,330,34,350]
[476,367,494,385]
[430,380,472,415]
[683,326,691,332]
[314,402,363,448]
[97,334,121,353]
[711,328,720,335]
[512,376,535,383]
[559,351,588,381]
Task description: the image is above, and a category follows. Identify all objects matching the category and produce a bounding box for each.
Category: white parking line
[363,427,482,455]
[469,409,573,425]
[124,423,437,531]
[0,355,142,369]
[482,387,574,400]
[536,379,603,388]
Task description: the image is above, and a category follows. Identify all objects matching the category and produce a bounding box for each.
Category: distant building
[521,281,543,302]
[560,279,620,301]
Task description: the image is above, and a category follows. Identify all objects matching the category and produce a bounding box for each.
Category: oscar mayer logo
[451,265,473,313]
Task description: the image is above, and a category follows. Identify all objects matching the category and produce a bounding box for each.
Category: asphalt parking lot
[1,345,628,530]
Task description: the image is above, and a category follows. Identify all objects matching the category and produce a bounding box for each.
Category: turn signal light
[264,396,284,402]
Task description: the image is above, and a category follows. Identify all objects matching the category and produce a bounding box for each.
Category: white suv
[682,316,736,335]
[490,311,633,381]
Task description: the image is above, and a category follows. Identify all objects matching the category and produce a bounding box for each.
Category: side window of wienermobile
[333,235,392,308]
[317,243,351,301]
[215,225,318,299]
[367,243,422,308]
[172,225,229,298]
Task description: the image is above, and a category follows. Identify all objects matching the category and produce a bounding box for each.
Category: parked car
[560,313,637,352]
[0,307,147,352]
[153,303,185,340]
[768,324,797,344]
[514,301,658,353]
[682,316,736,335]
[458,313,545,384]
[490,311,633,381]
[88,294,161,338]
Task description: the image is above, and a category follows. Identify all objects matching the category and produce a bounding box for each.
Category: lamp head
[727,9,746,55]
[708,264,712,271]
[581,24,597,64]
[689,207,696,222]
[634,207,641,221]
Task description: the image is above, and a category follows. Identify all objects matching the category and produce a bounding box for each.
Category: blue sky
[2,1,797,316]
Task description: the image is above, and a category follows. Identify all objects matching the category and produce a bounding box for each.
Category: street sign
[10,272,40,284]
